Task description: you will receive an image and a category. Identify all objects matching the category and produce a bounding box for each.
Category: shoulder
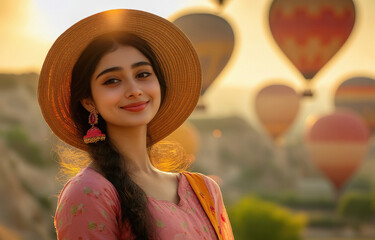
[58,167,119,205]
[58,167,121,216]
[183,171,222,199]
[199,173,222,198]
[55,167,122,238]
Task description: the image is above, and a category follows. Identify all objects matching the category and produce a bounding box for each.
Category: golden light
[0,0,50,73]
[212,129,222,138]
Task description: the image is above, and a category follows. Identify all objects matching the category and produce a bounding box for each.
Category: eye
[136,72,151,79]
[103,78,120,85]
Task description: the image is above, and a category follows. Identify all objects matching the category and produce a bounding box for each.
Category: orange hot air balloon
[254,84,300,141]
[173,13,235,95]
[305,111,370,191]
[269,0,355,80]
[164,122,200,162]
[334,76,375,135]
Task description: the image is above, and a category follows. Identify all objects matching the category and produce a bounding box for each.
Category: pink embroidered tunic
[54,167,233,239]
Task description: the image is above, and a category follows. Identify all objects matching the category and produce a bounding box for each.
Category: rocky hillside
[0,73,59,240]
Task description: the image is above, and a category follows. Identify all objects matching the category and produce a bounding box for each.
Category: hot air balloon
[269,0,355,94]
[164,121,200,159]
[254,84,300,141]
[150,122,200,171]
[173,13,235,96]
[334,76,375,135]
[305,111,370,191]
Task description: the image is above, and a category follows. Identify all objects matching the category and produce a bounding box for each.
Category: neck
[106,124,157,175]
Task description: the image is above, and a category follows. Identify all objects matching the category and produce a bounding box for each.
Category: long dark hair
[70,31,166,239]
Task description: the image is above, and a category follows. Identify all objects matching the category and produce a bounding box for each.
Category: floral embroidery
[170,206,176,211]
[84,187,91,194]
[221,213,226,222]
[182,221,187,229]
[156,219,165,228]
[58,204,64,213]
[71,205,77,215]
[102,210,108,219]
[78,203,85,213]
[203,226,208,232]
[184,207,190,214]
[210,205,215,212]
[88,222,97,230]
[93,190,101,199]
[71,203,85,216]
[98,223,105,232]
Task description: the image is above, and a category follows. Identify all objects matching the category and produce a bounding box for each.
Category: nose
[125,80,143,98]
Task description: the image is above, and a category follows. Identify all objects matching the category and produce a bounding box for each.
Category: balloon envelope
[255,84,300,140]
[306,111,370,190]
[173,13,235,95]
[149,123,200,171]
[269,0,355,80]
[334,76,375,135]
[164,121,200,158]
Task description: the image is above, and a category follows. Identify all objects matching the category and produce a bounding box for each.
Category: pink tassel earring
[83,107,106,144]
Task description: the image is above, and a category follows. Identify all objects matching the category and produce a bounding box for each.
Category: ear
[80,97,96,112]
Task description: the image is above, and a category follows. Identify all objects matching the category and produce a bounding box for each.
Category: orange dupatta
[182,172,226,240]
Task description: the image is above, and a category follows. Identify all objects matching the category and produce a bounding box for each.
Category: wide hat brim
[38,9,202,151]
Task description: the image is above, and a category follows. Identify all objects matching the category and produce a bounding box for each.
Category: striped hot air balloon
[255,84,301,141]
[173,13,235,96]
[269,0,355,81]
[305,111,370,191]
[334,76,375,135]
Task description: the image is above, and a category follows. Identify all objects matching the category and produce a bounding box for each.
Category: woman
[38,9,233,239]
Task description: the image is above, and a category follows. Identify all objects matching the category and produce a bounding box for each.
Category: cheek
[150,81,161,107]
[91,86,122,110]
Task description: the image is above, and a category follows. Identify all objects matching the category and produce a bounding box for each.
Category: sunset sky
[1,0,375,135]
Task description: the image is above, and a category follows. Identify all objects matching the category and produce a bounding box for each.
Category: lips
[121,101,148,112]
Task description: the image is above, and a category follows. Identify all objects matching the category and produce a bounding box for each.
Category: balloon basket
[195,98,207,112]
[195,103,206,111]
[302,89,314,98]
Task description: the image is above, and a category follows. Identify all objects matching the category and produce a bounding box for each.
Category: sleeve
[202,174,234,240]
[54,175,124,240]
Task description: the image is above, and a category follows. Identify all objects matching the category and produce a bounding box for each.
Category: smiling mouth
[121,101,149,112]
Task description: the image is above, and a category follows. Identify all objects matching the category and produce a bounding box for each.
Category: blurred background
[1,0,375,239]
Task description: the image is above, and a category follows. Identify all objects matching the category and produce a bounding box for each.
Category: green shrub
[228,196,307,240]
[2,126,47,167]
[308,214,345,228]
[262,193,335,210]
[337,192,375,228]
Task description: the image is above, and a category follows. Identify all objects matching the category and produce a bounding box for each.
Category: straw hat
[38,9,202,151]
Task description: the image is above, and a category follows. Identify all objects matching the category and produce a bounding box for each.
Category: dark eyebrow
[131,61,152,68]
[96,67,122,79]
[95,61,152,80]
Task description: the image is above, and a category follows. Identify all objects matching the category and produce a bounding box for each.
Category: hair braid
[88,140,152,239]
